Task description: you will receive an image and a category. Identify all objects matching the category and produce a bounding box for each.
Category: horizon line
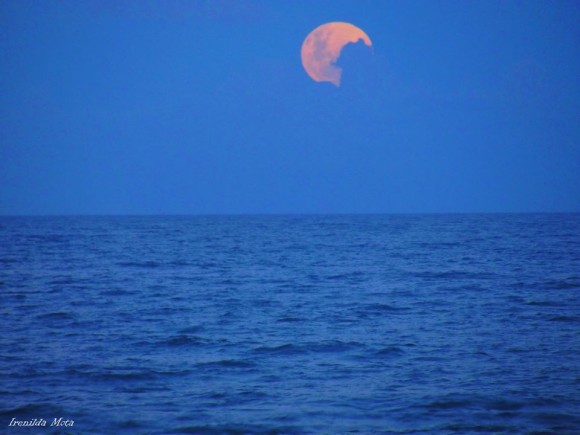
[1,211,579,218]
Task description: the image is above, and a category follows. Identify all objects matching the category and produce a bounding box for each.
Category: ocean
[1,214,579,434]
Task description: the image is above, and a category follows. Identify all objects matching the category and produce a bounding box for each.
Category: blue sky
[1,0,579,214]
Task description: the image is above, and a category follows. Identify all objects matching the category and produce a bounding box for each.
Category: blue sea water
[0,214,579,434]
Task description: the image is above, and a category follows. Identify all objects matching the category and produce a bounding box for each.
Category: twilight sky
[1,0,579,215]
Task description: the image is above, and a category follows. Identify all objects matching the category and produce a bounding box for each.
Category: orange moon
[301,22,372,87]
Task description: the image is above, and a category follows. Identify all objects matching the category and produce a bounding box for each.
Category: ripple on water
[1,214,578,434]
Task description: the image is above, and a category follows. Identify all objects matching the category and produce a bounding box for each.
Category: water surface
[1,214,579,433]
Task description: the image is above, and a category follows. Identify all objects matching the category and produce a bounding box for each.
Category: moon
[301,22,372,87]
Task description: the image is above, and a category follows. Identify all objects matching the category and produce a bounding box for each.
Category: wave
[548,315,577,322]
[91,371,158,381]
[440,423,518,433]
[197,359,257,369]
[276,316,303,323]
[65,366,191,381]
[159,335,207,346]
[168,424,301,434]
[544,278,580,290]
[178,325,205,334]
[525,300,562,307]
[422,397,476,410]
[254,341,363,356]
[485,399,525,411]
[356,303,409,317]
[47,276,78,286]
[36,311,73,320]
[25,234,70,244]
[374,346,405,357]
[99,289,135,296]
[0,403,65,417]
[414,270,497,280]
[117,261,161,268]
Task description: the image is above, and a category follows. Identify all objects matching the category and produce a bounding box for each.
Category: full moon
[301,22,372,87]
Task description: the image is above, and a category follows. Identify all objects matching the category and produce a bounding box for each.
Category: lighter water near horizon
[1,214,579,434]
